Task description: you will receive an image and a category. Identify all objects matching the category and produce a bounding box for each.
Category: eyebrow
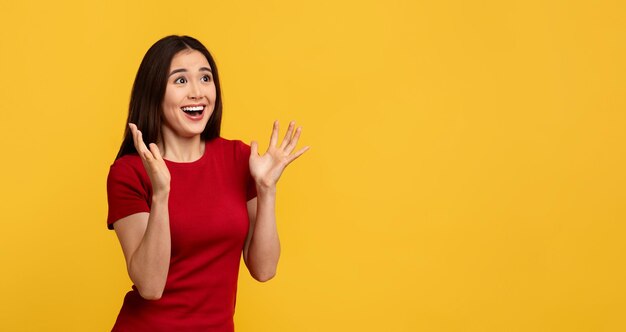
[168,67,212,77]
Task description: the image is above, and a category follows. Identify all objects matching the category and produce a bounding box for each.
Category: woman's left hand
[250,120,310,188]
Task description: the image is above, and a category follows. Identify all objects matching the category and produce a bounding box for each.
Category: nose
[188,81,202,100]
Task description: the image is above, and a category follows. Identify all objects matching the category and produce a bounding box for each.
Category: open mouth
[181,105,205,116]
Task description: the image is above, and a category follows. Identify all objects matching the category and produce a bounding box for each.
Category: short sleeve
[106,160,151,230]
[235,140,258,201]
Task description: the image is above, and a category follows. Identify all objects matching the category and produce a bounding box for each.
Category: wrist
[255,180,276,194]
[152,190,170,202]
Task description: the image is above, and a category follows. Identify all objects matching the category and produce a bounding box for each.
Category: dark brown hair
[115,35,223,159]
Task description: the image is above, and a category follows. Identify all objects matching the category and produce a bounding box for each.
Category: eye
[201,75,212,82]
[174,77,187,84]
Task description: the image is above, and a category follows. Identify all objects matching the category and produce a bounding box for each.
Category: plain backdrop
[0,0,624,331]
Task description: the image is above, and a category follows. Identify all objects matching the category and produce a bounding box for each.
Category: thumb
[250,141,258,156]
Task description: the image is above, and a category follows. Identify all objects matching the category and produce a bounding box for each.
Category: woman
[106,35,309,331]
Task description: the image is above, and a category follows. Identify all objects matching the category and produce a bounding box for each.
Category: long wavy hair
[115,35,223,160]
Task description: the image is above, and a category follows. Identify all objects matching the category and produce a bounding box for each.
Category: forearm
[129,193,171,299]
[247,185,280,281]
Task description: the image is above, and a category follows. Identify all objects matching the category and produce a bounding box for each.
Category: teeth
[181,106,204,112]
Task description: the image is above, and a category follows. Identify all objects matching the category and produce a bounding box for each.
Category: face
[161,49,216,139]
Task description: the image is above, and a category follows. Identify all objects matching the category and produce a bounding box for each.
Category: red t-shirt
[106,137,257,331]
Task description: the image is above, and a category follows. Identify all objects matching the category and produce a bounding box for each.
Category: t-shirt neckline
[163,138,216,166]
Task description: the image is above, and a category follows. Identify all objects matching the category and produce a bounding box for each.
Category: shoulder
[109,154,143,174]
[107,154,148,185]
[106,154,151,230]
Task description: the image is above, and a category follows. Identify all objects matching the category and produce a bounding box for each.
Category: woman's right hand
[129,123,171,195]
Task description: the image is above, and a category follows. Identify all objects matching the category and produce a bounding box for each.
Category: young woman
[106,35,309,331]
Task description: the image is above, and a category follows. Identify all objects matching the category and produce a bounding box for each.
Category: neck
[158,128,205,162]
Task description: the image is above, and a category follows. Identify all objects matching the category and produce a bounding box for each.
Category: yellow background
[1,0,624,331]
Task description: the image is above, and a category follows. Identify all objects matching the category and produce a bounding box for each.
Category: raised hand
[250,120,310,188]
[129,123,171,195]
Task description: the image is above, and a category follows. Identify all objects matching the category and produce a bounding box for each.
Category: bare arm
[243,187,280,282]
[245,120,309,282]
[113,192,171,300]
[113,123,172,300]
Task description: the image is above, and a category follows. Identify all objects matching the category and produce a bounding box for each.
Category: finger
[279,121,295,150]
[137,130,153,161]
[269,120,279,148]
[129,123,142,154]
[250,141,258,157]
[286,145,310,165]
[149,143,163,161]
[285,127,302,154]
[129,123,136,145]
[130,123,144,154]
[142,149,153,161]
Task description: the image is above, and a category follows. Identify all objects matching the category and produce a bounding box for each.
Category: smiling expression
[161,49,217,139]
